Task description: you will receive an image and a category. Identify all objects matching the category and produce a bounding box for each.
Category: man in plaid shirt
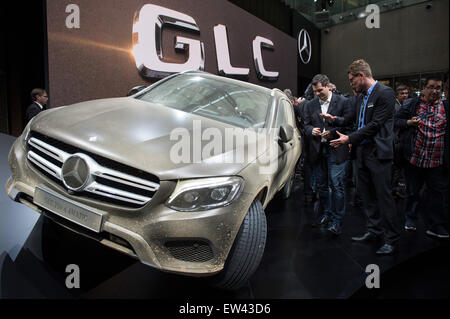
[395,77,449,238]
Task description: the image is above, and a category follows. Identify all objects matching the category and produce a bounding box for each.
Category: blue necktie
[358,94,369,130]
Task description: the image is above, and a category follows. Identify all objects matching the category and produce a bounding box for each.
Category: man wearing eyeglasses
[327,59,400,255]
[394,77,449,239]
[25,88,48,124]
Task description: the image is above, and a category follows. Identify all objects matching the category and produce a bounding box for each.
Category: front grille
[27,131,160,208]
[165,240,214,263]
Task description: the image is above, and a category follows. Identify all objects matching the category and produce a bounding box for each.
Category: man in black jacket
[330,59,400,254]
[304,74,350,234]
[395,77,448,238]
[25,88,48,124]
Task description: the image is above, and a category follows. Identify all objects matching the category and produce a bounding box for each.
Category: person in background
[395,77,448,238]
[392,85,409,199]
[444,78,449,101]
[395,85,410,106]
[26,88,48,124]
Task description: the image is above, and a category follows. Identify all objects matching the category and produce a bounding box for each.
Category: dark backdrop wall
[321,0,449,94]
[46,0,298,108]
[1,1,46,136]
[292,10,321,97]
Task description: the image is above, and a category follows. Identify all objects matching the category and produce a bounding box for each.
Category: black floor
[0,133,448,299]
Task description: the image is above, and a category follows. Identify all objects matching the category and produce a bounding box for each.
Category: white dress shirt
[35,101,44,110]
[320,93,332,142]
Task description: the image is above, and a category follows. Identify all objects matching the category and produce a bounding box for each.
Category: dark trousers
[314,144,347,225]
[356,144,400,244]
[404,163,448,231]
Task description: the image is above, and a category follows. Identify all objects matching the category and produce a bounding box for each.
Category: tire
[211,199,267,290]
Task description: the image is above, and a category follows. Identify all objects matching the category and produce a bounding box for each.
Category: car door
[273,98,298,190]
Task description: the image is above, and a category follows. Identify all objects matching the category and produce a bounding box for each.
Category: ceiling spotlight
[358,12,367,18]
[426,3,432,9]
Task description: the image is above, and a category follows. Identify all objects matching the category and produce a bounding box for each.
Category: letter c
[252,36,279,81]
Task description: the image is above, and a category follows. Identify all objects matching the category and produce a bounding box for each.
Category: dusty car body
[6,71,301,289]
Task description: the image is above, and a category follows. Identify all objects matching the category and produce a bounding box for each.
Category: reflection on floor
[0,133,448,299]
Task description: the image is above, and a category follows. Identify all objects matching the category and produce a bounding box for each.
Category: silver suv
[6,71,301,289]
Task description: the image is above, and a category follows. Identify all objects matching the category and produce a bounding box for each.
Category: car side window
[275,100,287,128]
[276,99,295,128]
[283,100,295,127]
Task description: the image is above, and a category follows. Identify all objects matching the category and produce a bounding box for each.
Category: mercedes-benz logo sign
[298,29,312,64]
[61,154,91,192]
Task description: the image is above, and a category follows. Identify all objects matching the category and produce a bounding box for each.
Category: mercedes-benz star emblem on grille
[298,29,312,64]
[61,154,91,191]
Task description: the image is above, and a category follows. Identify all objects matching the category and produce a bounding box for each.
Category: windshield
[136,74,271,128]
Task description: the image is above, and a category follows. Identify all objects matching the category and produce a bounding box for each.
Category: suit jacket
[25,102,45,124]
[304,94,351,164]
[348,82,396,161]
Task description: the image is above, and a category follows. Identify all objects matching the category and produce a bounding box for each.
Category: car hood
[31,97,270,180]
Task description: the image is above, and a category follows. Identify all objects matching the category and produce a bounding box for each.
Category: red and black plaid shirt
[409,98,447,168]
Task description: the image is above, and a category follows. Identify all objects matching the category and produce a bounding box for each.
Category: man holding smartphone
[303,74,351,235]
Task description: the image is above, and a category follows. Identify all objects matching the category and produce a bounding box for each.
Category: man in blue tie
[329,59,400,255]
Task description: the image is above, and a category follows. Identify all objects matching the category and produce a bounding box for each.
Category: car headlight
[166,176,244,212]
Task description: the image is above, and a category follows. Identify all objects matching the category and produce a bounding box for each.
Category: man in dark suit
[304,74,351,235]
[25,88,48,124]
[330,59,400,255]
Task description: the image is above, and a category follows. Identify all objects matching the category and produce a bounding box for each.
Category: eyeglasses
[425,86,442,91]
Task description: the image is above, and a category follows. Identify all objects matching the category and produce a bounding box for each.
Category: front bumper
[6,138,254,276]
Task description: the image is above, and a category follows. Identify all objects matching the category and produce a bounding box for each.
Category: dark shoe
[426,227,449,239]
[327,223,341,235]
[376,243,395,255]
[404,219,417,231]
[351,232,378,242]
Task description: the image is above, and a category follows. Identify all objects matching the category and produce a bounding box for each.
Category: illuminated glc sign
[132,4,278,81]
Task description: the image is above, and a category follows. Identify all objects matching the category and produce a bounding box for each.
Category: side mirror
[279,124,293,143]
[127,85,147,96]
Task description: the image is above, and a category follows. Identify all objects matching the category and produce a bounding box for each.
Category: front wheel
[211,199,267,290]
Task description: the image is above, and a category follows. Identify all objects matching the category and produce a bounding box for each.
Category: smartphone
[418,112,433,120]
